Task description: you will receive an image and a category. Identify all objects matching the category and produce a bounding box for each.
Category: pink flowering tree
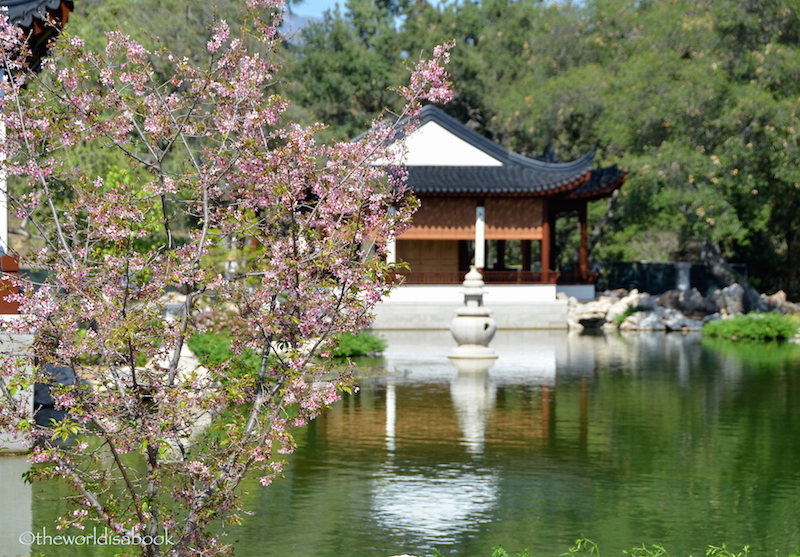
[0,1,453,554]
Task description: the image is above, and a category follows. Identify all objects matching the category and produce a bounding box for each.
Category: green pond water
[5,329,800,557]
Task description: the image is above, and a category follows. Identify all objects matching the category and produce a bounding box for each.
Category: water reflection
[371,467,499,544]
[449,365,496,454]
[0,455,32,557]
[12,330,800,557]
[298,329,800,557]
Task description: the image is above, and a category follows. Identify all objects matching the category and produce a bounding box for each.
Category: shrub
[702,312,800,341]
[332,331,387,358]
[187,332,262,377]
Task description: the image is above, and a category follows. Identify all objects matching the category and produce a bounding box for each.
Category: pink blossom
[0,5,454,554]
[206,20,230,53]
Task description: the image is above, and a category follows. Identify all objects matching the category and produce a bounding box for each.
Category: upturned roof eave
[563,172,627,201]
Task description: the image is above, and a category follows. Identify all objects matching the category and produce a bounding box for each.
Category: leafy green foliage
[187,332,262,377]
[702,312,800,341]
[563,537,601,557]
[492,545,532,557]
[331,331,386,358]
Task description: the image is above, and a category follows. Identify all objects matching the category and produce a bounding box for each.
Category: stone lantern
[449,268,497,360]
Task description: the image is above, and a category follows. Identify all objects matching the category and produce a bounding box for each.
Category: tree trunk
[701,241,766,312]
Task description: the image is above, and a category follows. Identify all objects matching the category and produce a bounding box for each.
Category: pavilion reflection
[348,329,721,546]
[368,330,570,541]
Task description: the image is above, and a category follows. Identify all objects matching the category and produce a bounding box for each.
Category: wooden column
[541,199,551,283]
[579,203,588,282]
[0,255,20,314]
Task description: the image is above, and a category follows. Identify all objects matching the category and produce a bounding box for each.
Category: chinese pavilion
[389,105,625,285]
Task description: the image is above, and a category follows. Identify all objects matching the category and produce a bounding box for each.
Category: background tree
[283,0,800,299]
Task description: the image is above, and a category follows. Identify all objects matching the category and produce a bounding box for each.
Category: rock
[568,281,800,333]
[712,283,745,316]
[619,311,666,331]
[658,287,714,317]
[567,316,585,330]
[702,312,721,324]
[567,297,611,328]
[656,289,681,310]
[763,290,800,314]
[680,287,709,316]
[637,292,657,310]
[769,290,787,307]
[600,288,629,300]
[661,308,687,331]
[661,308,704,332]
[602,289,655,326]
[34,364,77,407]
[604,299,630,324]
[34,363,80,426]
[623,289,656,310]
[683,318,705,331]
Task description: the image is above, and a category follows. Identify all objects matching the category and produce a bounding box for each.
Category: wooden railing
[396,269,600,285]
[398,270,560,285]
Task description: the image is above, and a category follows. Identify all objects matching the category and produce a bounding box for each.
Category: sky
[290,0,344,18]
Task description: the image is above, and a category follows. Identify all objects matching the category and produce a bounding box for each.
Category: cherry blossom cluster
[0,1,453,556]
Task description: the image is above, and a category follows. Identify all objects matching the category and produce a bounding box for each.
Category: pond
[4,329,800,557]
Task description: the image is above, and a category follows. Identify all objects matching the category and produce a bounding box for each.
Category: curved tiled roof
[407,105,625,200]
[407,165,591,196]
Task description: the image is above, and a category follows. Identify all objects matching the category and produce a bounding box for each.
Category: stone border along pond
[563,282,800,332]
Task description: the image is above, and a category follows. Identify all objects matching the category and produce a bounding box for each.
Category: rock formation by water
[563,284,800,331]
